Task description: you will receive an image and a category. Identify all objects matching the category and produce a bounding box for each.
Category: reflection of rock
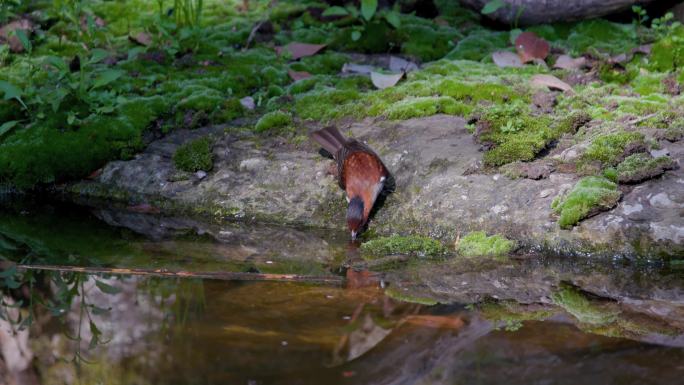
[67,115,684,257]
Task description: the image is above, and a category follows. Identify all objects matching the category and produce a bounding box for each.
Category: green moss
[172,137,214,172]
[361,235,446,257]
[385,96,468,120]
[400,23,462,61]
[564,19,637,55]
[551,176,621,229]
[295,88,362,121]
[649,25,684,72]
[551,285,619,325]
[456,231,516,258]
[582,131,645,166]
[615,153,675,183]
[254,110,293,133]
[384,286,438,305]
[445,30,508,61]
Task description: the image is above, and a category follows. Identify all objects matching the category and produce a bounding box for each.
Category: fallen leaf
[389,56,418,73]
[492,51,523,68]
[0,19,34,52]
[239,96,255,110]
[275,42,326,60]
[530,74,574,94]
[553,54,587,70]
[515,31,550,63]
[129,32,152,46]
[370,71,403,89]
[341,63,375,75]
[287,69,312,81]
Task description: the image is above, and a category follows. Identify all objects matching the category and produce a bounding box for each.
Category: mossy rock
[615,153,675,184]
[581,131,646,166]
[551,176,621,229]
[173,137,214,173]
[456,231,516,258]
[254,111,293,133]
[360,235,446,258]
[649,25,684,72]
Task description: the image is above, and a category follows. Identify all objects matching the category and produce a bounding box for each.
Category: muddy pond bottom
[0,275,681,385]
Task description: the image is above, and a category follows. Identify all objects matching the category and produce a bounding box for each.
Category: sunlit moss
[254,110,293,133]
[551,176,621,229]
[456,231,516,258]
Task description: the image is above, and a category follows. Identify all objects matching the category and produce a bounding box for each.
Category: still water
[0,199,683,385]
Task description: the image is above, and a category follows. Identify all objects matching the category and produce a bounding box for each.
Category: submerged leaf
[370,72,403,89]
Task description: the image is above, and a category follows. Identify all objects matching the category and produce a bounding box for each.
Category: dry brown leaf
[129,32,152,46]
[0,19,34,52]
[553,54,587,70]
[492,51,523,68]
[515,31,550,63]
[275,42,326,60]
[370,71,403,89]
[288,69,312,81]
[530,74,574,94]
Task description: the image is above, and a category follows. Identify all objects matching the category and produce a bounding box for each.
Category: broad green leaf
[360,0,377,21]
[45,56,68,72]
[88,48,109,65]
[91,69,124,89]
[14,29,31,52]
[322,6,349,17]
[481,0,506,15]
[0,120,19,139]
[384,11,401,29]
[351,30,362,41]
[0,80,22,100]
[95,279,122,295]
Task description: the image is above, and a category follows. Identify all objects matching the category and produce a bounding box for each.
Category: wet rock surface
[67,115,684,257]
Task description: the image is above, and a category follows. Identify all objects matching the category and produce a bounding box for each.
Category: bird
[310,126,391,240]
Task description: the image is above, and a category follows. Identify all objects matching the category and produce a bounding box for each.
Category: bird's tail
[310,126,348,157]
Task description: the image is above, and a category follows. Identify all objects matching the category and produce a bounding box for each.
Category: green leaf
[45,56,68,73]
[90,305,110,316]
[0,80,27,110]
[481,0,506,15]
[346,5,359,18]
[0,120,18,139]
[322,6,349,17]
[360,0,377,21]
[14,29,31,53]
[91,69,124,89]
[95,279,121,295]
[88,48,110,65]
[384,11,401,29]
[351,30,362,41]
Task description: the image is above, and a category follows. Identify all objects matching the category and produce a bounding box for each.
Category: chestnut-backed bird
[311,127,391,240]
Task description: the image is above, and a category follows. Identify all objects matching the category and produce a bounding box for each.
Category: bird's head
[346,196,365,240]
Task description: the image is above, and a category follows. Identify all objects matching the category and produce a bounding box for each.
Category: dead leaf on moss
[275,42,326,60]
[370,72,403,89]
[553,54,587,70]
[530,74,574,94]
[287,69,312,81]
[389,56,418,73]
[515,32,549,63]
[492,51,523,68]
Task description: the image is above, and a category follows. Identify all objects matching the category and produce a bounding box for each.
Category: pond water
[1,199,683,385]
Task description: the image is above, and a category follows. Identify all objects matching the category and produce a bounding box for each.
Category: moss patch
[173,137,214,172]
[551,176,621,229]
[456,231,516,258]
[254,111,293,133]
[581,132,646,166]
[615,154,675,184]
[361,235,446,258]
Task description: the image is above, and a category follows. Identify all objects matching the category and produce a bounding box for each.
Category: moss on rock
[615,153,675,184]
[581,131,646,166]
[254,110,293,133]
[551,176,621,229]
[361,235,446,258]
[173,137,214,172]
[456,231,516,258]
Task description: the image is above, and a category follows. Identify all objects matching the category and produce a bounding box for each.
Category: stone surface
[67,115,684,257]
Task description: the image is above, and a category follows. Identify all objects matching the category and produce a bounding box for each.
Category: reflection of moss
[551,176,620,229]
[361,235,446,258]
[456,231,516,258]
[551,285,619,325]
[385,286,438,305]
[173,137,214,172]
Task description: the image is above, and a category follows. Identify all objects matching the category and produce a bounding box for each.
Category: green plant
[322,0,401,42]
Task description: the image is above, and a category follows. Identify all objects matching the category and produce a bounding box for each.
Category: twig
[627,113,658,126]
[243,19,266,51]
[15,264,344,285]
